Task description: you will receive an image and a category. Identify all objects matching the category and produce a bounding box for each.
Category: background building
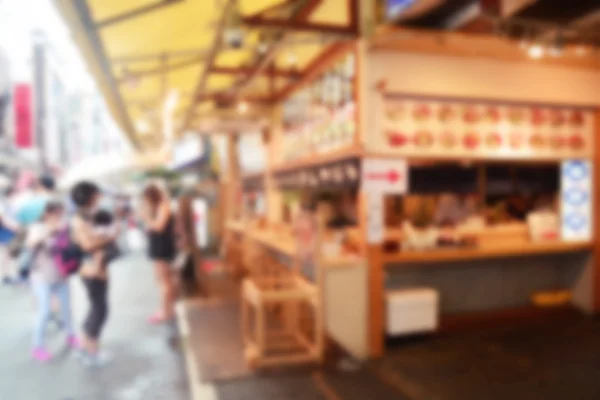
[0,0,130,173]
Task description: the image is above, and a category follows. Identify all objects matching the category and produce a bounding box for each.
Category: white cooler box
[386,288,439,336]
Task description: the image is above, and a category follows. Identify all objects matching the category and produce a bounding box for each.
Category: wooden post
[226,134,241,220]
[358,190,385,357]
[266,105,283,223]
[593,109,600,312]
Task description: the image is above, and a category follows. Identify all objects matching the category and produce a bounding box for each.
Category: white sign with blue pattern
[561,160,592,241]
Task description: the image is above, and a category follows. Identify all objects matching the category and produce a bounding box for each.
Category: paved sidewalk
[0,253,190,400]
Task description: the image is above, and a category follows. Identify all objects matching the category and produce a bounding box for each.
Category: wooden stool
[241,275,323,368]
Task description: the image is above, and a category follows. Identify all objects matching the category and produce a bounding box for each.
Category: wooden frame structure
[226,19,600,361]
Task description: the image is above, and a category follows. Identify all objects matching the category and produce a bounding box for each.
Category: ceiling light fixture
[257,42,269,54]
[528,44,545,60]
[135,118,151,135]
[237,101,248,114]
[575,45,589,57]
[287,51,297,66]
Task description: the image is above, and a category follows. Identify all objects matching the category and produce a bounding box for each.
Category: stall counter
[383,241,592,265]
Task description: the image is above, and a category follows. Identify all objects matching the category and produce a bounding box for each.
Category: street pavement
[0,253,190,400]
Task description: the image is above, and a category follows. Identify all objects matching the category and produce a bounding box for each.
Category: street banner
[14,84,33,148]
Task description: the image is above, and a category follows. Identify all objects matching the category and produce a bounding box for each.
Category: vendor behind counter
[326,191,358,229]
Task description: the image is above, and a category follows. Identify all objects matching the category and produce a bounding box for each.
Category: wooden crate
[241,275,323,368]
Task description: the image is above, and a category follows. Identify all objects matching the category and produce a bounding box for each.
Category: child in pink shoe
[28,202,78,362]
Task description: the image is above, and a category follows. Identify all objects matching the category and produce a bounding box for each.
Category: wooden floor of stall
[182,263,600,399]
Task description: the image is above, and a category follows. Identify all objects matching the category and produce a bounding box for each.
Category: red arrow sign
[366,170,402,183]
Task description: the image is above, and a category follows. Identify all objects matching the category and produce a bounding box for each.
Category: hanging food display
[463,106,480,124]
[440,131,457,149]
[377,95,593,160]
[530,133,546,149]
[281,51,357,162]
[570,110,584,126]
[387,131,410,147]
[569,134,585,151]
[463,132,480,150]
[415,131,434,148]
[486,132,502,149]
[550,135,566,150]
[413,104,431,121]
[438,104,455,122]
[484,107,500,123]
[508,108,526,125]
[510,133,525,150]
[550,110,565,127]
[531,108,546,126]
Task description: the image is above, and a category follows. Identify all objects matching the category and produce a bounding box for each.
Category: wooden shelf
[382,241,593,266]
[273,147,362,174]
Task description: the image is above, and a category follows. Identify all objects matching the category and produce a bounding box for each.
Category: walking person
[29,202,78,362]
[70,181,118,366]
[142,184,177,324]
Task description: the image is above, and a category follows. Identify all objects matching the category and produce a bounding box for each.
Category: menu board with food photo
[373,96,594,160]
[280,52,358,163]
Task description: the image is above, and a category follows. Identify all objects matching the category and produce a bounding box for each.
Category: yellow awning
[54,0,353,147]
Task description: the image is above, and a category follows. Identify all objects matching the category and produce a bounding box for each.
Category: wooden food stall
[224,18,600,364]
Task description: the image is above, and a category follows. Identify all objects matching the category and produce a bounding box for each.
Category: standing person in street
[14,174,57,281]
[29,202,78,362]
[1,186,20,284]
[70,181,118,366]
[142,184,176,324]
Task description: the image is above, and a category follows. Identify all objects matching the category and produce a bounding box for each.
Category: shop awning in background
[58,149,170,190]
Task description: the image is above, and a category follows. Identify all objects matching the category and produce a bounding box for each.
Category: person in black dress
[142,184,176,324]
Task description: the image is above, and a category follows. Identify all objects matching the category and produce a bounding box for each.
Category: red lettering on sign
[366,170,402,183]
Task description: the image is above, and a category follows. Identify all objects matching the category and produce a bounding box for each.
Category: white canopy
[58,149,170,190]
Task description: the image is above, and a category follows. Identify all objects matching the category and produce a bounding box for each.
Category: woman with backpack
[29,202,78,362]
[70,181,119,367]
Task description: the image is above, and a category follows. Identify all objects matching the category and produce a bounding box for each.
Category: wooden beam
[594,109,600,313]
[210,65,300,79]
[348,0,359,33]
[227,0,322,102]
[500,0,538,17]
[96,0,184,28]
[72,0,139,149]
[251,0,295,19]
[230,43,283,98]
[294,0,323,21]
[182,0,236,133]
[117,56,203,83]
[275,41,354,102]
[112,48,208,64]
[196,93,274,104]
[242,16,356,35]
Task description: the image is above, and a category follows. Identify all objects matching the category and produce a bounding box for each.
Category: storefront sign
[275,157,360,190]
[561,160,592,242]
[14,84,33,148]
[376,95,594,161]
[362,158,408,194]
